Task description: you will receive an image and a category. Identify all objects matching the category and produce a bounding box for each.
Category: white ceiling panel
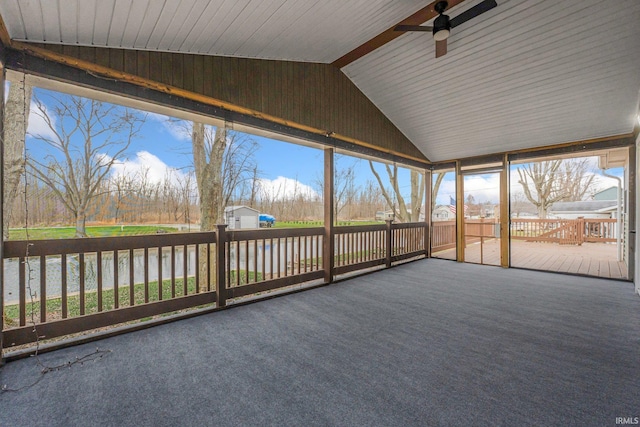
[343,0,640,161]
[0,0,427,62]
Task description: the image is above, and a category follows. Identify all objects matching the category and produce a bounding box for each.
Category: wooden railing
[391,222,427,261]
[224,227,325,299]
[2,232,219,348]
[334,224,386,275]
[511,218,617,244]
[431,220,456,252]
[2,222,427,348]
[431,217,618,255]
[333,222,427,275]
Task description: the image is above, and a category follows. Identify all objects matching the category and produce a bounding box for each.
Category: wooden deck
[433,239,628,280]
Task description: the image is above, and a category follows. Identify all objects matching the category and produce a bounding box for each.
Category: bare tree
[517,160,563,219]
[431,172,445,215]
[222,133,259,206]
[3,80,32,239]
[191,122,261,229]
[314,155,359,222]
[248,166,260,208]
[557,158,596,201]
[192,122,225,230]
[27,95,143,237]
[517,158,596,219]
[369,161,424,222]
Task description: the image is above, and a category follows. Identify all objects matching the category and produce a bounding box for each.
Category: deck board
[434,240,628,280]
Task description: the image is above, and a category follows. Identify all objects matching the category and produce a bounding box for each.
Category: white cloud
[257,176,319,200]
[147,112,191,141]
[462,174,501,204]
[27,102,59,141]
[110,151,187,187]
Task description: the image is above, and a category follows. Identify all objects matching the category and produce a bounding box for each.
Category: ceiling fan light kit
[394,0,497,57]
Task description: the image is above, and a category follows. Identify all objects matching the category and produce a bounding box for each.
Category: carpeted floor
[1,259,639,426]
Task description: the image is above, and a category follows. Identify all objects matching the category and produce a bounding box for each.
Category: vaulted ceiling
[1,0,639,162]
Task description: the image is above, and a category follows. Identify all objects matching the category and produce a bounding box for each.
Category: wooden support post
[385,220,393,268]
[323,148,334,283]
[500,154,509,268]
[455,161,465,262]
[629,142,636,286]
[0,43,5,361]
[425,168,432,257]
[215,224,228,308]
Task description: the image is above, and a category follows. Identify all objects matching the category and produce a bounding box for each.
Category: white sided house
[224,206,260,230]
[548,200,619,220]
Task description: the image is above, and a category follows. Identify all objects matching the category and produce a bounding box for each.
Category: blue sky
[23,84,420,202]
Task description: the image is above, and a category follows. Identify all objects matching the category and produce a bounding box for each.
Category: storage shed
[224,206,259,230]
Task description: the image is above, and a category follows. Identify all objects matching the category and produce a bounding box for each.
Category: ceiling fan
[394,0,497,58]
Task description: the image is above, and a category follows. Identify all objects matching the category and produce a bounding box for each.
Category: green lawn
[8,225,179,240]
[274,220,382,228]
[8,222,385,239]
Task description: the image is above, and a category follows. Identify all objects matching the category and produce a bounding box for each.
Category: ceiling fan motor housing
[433,14,451,40]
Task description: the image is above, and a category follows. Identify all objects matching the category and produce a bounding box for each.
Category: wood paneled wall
[31,44,427,162]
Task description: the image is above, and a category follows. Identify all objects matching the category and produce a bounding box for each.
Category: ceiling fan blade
[394,25,433,32]
[450,0,497,28]
[435,39,447,58]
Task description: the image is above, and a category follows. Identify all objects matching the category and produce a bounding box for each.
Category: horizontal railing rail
[3,222,428,349]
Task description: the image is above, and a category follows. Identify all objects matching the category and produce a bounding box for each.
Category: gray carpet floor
[1,259,639,426]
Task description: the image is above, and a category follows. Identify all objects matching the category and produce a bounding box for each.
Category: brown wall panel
[136,50,149,80]
[202,55,213,98]
[182,54,194,93]
[123,49,137,76]
[192,54,204,95]
[148,51,162,84]
[31,45,426,162]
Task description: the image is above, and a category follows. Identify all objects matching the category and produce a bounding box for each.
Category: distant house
[548,200,619,219]
[432,205,455,221]
[549,186,621,220]
[224,206,260,229]
[376,207,427,222]
[592,186,618,201]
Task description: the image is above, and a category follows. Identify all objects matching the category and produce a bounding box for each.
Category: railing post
[577,217,585,245]
[323,148,334,283]
[425,168,431,257]
[215,224,228,308]
[385,220,393,268]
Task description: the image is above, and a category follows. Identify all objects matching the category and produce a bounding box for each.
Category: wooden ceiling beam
[331,0,467,69]
[0,13,13,47]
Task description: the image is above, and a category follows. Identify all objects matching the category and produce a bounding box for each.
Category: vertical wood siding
[33,44,426,162]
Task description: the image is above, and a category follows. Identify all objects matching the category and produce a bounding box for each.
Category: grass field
[8,225,179,240]
[274,220,381,228]
[7,222,383,239]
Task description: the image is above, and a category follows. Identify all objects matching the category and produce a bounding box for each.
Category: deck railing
[511,218,617,244]
[2,221,427,348]
[334,224,387,275]
[431,220,456,252]
[431,217,618,253]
